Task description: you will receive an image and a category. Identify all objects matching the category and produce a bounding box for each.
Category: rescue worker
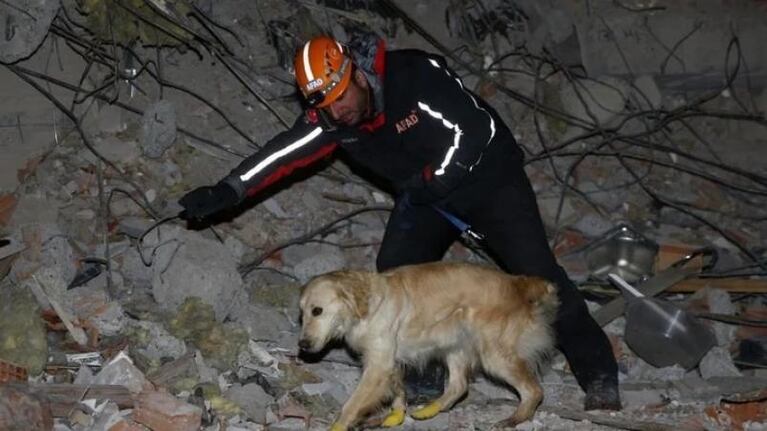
[178,34,621,412]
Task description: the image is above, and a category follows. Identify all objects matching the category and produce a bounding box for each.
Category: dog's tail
[517,278,559,366]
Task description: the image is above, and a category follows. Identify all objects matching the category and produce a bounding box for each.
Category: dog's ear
[333,271,370,320]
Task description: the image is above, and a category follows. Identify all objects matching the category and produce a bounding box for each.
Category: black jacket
[221,42,521,203]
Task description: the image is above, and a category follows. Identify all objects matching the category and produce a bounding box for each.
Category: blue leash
[431,205,485,242]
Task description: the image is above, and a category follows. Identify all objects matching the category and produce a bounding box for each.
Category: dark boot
[584,376,622,411]
[403,361,446,405]
[553,280,622,411]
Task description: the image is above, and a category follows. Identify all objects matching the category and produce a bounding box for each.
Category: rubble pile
[0,0,766,430]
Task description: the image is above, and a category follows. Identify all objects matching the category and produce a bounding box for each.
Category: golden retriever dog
[298,261,559,431]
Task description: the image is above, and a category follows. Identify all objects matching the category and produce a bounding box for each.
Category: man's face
[323,69,370,127]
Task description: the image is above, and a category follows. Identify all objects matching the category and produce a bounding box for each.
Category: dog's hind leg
[485,354,543,428]
[381,368,406,427]
[411,351,470,420]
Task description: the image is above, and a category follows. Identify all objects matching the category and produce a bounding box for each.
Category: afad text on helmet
[306,78,324,92]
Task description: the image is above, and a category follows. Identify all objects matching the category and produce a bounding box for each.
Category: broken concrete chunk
[688,287,738,347]
[133,390,202,431]
[699,346,742,379]
[94,351,151,394]
[230,302,293,344]
[282,243,346,283]
[0,0,60,63]
[150,226,245,321]
[225,383,274,423]
[36,234,77,289]
[141,100,178,159]
[119,247,153,290]
[88,302,126,336]
[89,400,126,431]
[73,365,95,385]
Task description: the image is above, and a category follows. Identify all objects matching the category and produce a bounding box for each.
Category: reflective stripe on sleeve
[423,57,496,173]
[239,127,324,181]
[417,101,463,176]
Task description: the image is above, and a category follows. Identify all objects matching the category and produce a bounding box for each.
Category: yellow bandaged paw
[381,408,406,427]
[411,401,442,420]
[329,423,346,431]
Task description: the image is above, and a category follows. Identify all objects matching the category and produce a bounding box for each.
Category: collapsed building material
[133,390,202,431]
[0,287,48,375]
[0,383,134,417]
[0,384,53,431]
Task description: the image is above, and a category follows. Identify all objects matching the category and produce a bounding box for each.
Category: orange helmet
[294,35,352,108]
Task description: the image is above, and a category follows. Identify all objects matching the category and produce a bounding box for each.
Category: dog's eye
[311,307,323,316]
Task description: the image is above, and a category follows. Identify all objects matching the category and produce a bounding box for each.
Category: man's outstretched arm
[179,111,340,219]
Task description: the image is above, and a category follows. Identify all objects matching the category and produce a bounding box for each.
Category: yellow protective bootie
[411,401,442,420]
[381,408,406,427]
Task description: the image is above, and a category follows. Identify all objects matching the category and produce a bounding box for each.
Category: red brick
[0,194,17,226]
[133,391,201,431]
[705,399,767,431]
[0,385,53,431]
[108,418,148,431]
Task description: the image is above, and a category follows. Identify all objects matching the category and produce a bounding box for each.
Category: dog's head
[298,270,370,353]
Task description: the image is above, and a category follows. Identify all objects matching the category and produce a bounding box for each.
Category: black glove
[179,182,240,220]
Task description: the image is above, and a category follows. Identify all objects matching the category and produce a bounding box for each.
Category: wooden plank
[146,352,196,387]
[1,383,134,417]
[666,278,767,293]
[476,398,676,431]
[541,405,675,431]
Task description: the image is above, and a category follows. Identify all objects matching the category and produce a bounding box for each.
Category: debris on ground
[0,0,765,430]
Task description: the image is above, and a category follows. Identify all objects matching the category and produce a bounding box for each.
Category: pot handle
[670,247,718,273]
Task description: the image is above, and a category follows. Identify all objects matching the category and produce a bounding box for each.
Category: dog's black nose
[298,339,311,350]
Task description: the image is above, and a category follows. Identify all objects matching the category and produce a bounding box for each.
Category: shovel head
[625,297,716,370]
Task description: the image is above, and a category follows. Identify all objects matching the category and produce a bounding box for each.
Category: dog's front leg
[332,354,396,431]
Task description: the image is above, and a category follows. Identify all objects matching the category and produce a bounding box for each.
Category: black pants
[377,157,618,395]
